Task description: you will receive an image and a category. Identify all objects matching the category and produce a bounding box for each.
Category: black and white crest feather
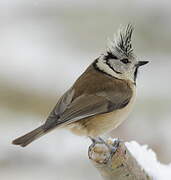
[107,24,134,58]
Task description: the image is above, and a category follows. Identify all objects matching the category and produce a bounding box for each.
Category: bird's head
[96,24,148,83]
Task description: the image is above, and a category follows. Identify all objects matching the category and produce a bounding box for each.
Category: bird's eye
[121,58,130,64]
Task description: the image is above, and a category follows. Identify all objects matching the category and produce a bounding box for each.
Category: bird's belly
[67,91,136,137]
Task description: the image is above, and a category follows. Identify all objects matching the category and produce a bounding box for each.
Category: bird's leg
[88,136,106,144]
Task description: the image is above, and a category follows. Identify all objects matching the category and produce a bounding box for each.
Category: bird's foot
[88,136,121,162]
[106,138,120,154]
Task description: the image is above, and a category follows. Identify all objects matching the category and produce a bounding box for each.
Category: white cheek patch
[96,59,121,78]
[96,58,135,83]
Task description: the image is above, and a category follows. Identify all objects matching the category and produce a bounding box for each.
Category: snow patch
[126,141,171,180]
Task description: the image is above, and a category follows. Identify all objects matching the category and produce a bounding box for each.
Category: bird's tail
[12,125,48,147]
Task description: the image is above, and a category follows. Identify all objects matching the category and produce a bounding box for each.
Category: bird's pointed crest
[107,24,134,58]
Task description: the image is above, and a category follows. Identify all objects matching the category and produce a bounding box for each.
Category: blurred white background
[0,0,171,179]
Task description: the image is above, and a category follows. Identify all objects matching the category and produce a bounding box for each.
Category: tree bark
[88,138,152,180]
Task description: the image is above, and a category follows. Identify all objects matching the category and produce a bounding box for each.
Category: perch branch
[88,138,152,180]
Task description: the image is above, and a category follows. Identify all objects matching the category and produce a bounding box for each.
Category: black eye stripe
[105,52,118,59]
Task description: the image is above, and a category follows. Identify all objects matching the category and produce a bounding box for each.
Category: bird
[12,24,148,147]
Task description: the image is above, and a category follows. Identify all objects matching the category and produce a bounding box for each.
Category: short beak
[136,61,149,67]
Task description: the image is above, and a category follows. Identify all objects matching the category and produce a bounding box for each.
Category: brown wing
[44,65,133,130]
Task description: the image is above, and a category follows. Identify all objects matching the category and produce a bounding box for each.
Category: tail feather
[12,125,46,147]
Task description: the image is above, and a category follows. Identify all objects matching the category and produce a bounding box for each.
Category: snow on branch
[126,141,171,180]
